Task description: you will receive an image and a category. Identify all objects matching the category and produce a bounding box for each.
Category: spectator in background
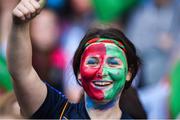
[126,0,180,87]
[0,0,19,95]
[91,0,139,26]
[0,54,13,94]
[30,8,66,92]
[126,0,180,118]
[169,59,180,118]
[0,0,18,57]
[0,92,21,119]
[168,46,180,118]
[46,0,65,11]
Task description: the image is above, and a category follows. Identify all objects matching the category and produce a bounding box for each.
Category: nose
[96,64,108,78]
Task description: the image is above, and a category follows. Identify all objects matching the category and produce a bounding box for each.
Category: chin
[92,97,112,103]
[100,99,111,103]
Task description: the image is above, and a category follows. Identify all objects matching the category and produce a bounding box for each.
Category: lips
[92,80,113,87]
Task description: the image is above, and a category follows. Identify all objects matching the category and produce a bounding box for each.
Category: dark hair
[119,86,147,118]
[73,27,141,89]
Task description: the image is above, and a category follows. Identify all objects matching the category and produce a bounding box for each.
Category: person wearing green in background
[0,54,13,93]
[169,60,180,118]
[91,0,138,23]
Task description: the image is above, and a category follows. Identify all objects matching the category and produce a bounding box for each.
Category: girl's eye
[86,57,99,66]
[107,57,121,67]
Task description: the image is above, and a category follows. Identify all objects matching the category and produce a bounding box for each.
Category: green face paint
[80,41,128,101]
[103,43,128,100]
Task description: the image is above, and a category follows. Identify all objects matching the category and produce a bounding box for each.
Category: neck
[85,94,122,119]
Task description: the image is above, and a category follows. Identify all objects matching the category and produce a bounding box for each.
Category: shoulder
[31,83,68,119]
[31,84,89,119]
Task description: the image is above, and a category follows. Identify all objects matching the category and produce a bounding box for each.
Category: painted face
[80,42,128,101]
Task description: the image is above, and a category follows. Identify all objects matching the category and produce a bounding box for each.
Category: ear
[126,71,132,82]
[77,73,82,85]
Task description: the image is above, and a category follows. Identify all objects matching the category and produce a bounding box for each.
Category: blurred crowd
[0,0,180,119]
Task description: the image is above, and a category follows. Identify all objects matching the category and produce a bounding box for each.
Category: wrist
[12,16,30,26]
[12,21,30,34]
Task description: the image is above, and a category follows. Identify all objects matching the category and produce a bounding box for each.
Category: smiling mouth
[93,80,113,87]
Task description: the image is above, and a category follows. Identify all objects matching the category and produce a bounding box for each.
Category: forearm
[7,22,32,78]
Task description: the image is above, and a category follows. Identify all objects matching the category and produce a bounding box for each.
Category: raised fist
[12,0,46,23]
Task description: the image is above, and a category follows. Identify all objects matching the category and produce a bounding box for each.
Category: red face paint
[80,43,106,100]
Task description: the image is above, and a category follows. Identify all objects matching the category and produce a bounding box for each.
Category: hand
[12,0,46,23]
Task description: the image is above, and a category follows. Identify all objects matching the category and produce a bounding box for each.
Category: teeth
[93,81,112,86]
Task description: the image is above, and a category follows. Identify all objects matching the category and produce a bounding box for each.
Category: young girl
[7,0,143,119]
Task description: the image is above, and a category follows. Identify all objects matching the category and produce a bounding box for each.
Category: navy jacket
[31,84,133,119]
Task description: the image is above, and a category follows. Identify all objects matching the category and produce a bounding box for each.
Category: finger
[13,8,23,17]
[17,4,31,19]
[22,0,36,13]
[30,0,41,10]
[30,0,41,17]
[17,3,29,15]
[13,8,26,21]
